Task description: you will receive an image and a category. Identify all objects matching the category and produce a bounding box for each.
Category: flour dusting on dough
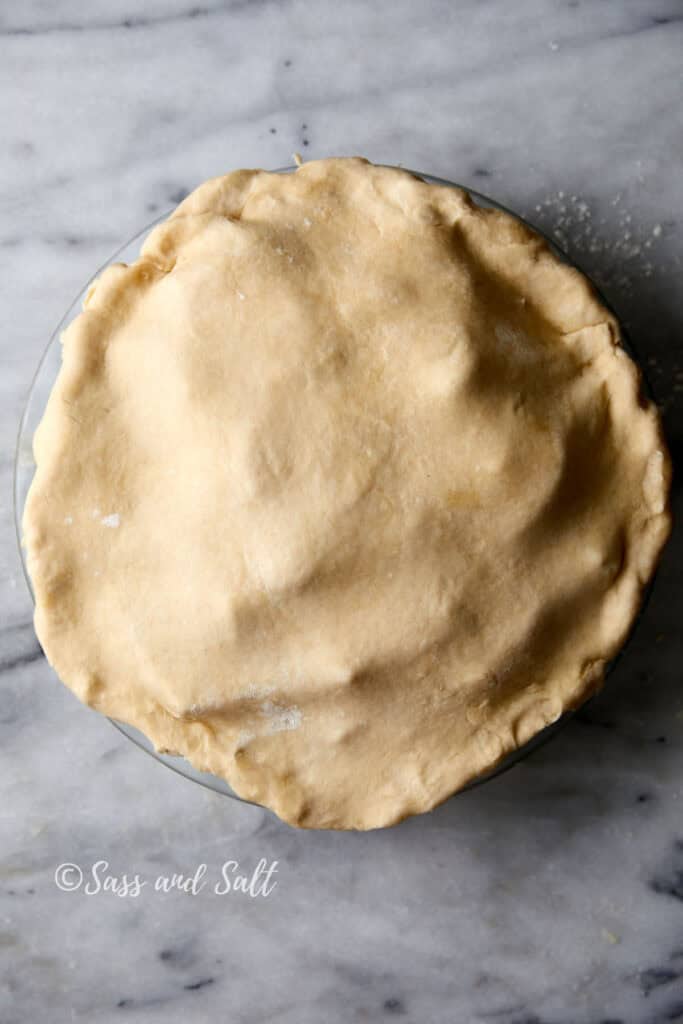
[243,682,275,700]
[260,699,302,733]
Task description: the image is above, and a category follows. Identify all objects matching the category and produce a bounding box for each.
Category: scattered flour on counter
[526,192,682,413]
[601,928,621,946]
[63,516,73,525]
[528,191,666,290]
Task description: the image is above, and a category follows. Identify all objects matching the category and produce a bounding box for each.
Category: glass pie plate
[13,167,648,810]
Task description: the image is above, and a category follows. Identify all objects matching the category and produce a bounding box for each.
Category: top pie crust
[24,158,671,829]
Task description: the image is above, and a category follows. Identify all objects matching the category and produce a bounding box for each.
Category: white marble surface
[2,1,682,1021]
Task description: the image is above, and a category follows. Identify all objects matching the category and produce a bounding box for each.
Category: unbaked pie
[24,158,671,829]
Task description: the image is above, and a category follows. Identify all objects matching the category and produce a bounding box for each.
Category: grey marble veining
[1,1,682,1022]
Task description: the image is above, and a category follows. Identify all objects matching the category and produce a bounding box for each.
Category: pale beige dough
[24,157,671,829]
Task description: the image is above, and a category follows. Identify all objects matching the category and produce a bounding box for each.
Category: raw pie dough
[24,157,671,830]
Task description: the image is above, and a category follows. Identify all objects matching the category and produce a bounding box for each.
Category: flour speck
[100,513,120,529]
[243,682,275,700]
[260,699,302,733]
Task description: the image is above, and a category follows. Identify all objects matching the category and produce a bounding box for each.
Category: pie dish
[22,158,671,829]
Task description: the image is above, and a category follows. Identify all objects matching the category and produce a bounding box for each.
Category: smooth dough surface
[24,157,671,829]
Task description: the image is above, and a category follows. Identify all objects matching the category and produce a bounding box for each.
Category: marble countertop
[1,1,682,1021]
